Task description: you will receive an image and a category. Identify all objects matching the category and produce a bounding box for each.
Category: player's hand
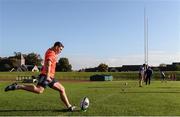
[46,76,52,82]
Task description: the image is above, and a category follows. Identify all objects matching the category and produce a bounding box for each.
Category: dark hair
[54,41,64,48]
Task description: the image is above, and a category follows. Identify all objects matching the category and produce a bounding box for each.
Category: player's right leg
[18,85,44,94]
[4,83,44,94]
[138,73,141,87]
[4,74,47,94]
[4,83,18,92]
[148,77,151,85]
[139,74,143,87]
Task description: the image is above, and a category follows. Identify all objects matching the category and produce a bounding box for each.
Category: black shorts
[37,74,58,88]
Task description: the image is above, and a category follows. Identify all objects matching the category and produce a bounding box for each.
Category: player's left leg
[145,76,148,85]
[149,77,151,85]
[49,80,75,111]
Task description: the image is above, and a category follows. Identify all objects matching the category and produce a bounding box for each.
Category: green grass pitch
[1,81,180,116]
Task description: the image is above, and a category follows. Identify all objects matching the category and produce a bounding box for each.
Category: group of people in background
[139,64,153,87]
[160,71,176,82]
[139,64,178,87]
[160,70,166,82]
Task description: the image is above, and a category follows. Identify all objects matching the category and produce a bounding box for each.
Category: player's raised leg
[5,83,44,94]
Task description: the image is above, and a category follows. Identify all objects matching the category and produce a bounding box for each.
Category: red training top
[41,48,57,78]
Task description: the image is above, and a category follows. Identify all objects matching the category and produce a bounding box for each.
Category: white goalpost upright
[144,8,148,65]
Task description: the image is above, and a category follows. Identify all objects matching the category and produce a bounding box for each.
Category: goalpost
[144,8,149,65]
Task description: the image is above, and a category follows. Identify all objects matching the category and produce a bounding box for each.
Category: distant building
[172,62,180,66]
[83,62,180,72]
[108,67,122,72]
[17,54,25,66]
[85,67,98,72]
[121,65,141,71]
[108,67,118,72]
[32,65,39,72]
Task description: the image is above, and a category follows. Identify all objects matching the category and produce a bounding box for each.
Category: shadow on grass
[88,87,180,93]
[120,91,180,93]
[0,109,81,113]
[88,86,123,89]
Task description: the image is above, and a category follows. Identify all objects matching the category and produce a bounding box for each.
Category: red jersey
[41,48,57,78]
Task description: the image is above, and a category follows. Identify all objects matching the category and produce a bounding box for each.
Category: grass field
[1,80,180,116]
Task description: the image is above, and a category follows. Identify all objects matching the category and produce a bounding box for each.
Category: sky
[0,0,180,70]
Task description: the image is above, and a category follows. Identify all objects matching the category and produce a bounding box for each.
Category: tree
[0,57,16,71]
[3,64,11,71]
[0,58,11,71]
[56,58,72,72]
[175,65,180,71]
[25,53,43,66]
[14,52,21,59]
[9,57,19,68]
[98,63,108,72]
[0,52,43,71]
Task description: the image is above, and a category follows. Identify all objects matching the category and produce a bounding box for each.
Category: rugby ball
[80,97,89,111]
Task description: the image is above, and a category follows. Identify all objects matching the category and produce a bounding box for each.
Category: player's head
[53,41,64,54]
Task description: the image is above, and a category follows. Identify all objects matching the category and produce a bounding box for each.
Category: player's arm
[46,59,52,82]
